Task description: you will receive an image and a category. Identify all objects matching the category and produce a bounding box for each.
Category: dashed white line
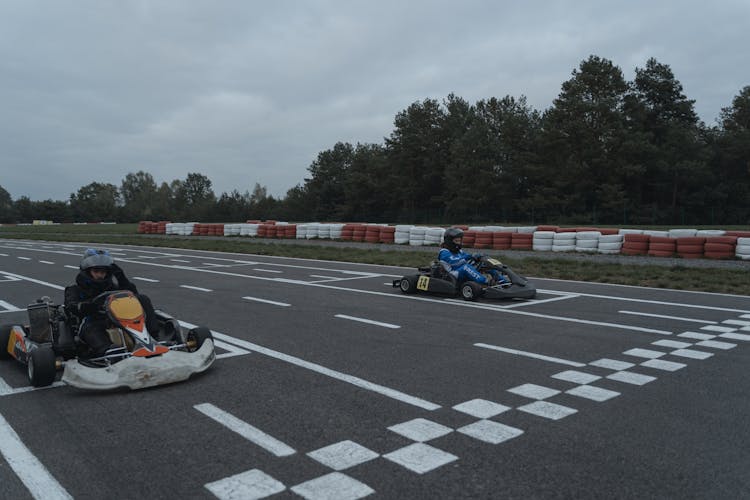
[242,296,291,307]
[17,256,31,261]
[64,265,78,270]
[252,268,282,273]
[170,259,190,263]
[39,261,55,265]
[334,314,400,329]
[194,403,296,457]
[180,285,212,292]
[132,277,160,283]
[0,300,22,312]
[0,412,73,499]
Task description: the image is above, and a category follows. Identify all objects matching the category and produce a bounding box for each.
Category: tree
[386,98,449,222]
[541,55,632,223]
[303,142,354,220]
[0,185,14,223]
[120,171,158,221]
[627,57,708,223]
[173,173,215,220]
[69,182,121,221]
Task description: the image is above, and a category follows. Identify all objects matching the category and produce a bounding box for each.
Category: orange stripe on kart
[132,345,169,357]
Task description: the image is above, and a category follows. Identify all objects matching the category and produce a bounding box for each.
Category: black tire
[399,277,417,294]
[460,282,482,301]
[28,346,57,387]
[186,327,213,352]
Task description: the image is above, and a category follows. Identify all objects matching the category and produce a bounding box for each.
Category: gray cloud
[1,0,748,201]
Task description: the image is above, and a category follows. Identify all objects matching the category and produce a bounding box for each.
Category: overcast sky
[1,1,748,202]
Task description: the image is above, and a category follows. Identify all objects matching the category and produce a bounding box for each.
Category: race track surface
[1,240,749,499]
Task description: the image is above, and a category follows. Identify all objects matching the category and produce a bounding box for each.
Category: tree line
[1,55,748,226]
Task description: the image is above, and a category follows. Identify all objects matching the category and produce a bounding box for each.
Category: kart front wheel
[28,347,57,387]
[460,282,482,301]
[0,324,12,360]
[186,327,213,353]
[399,277,417,294]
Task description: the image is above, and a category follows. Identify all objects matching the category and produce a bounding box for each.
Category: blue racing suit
[438,248,489,284]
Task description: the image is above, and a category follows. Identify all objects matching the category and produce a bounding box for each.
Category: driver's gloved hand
[110,262,126,280]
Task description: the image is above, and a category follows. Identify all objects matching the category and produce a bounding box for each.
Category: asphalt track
[1,239,749,499]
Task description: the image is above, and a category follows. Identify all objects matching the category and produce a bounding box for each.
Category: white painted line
[701,325,737,333]
[242,296,291,307]
[618,310,716,324]
[606,371,656,385]
[507,383,560,400]
[137,255,158,259]
[0,381,66,397]
[252,268,282,273]
[722,319,750,327]
[0,300,22,312]
[0,378,12,396]
[17,256,31,260]
[457,420,524,444]
[334,314,400,329]
[501,293,579,308]
[170,259,190,263]
[670,348,713,360]
[291,472,374,499]
[383,443,458,474]
[0,253,7,256]
[518,401,577,420]
[310,274,341,280]
[205,469,286,499]
[452,399,511,419]
[652,339,693,349]
[678,331,716,340]
[202,262,225,267]
[307,440,379,471]
[552,291,750,314]
[194,403,296,457]
[64,265,79,270]
[741,314,750,319]
[180,285,212,292]
[565,385,620,402]
[640,359,686,372]
[179,321,441,411]
[475,343,586,367]
[132,277,160,283]
[213,340,252,359]
[695,340,736,350]
[39,261,55,265]
[622,348,666,359]
[0,412,73,499]
[719,332,750,341]
[388,418,453,442]
[0,271,65,290]
[551,370,601,385]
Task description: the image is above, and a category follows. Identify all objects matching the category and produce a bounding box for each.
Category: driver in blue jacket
[438,228,508,286]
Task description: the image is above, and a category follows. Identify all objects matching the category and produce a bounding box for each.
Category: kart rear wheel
[186,327,212,353]
[28,346,57,387]
[399,277,417,294]
[460,282,482,301]
[0,324,12,360]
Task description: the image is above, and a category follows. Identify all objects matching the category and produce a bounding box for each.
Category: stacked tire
[409,227,426,246]
[511,232,533,250]
[365,225,382,243]
[736,237,750,260]
[380,226,396,244]
[492,232,512,250]
[575,231,600,253]
[704,236,737,259]
[394,225,412,244]
[647,236,676,257]
[621,233,649,255]
[532,231,554,251]
[552,231,576,252]
[676,237,705,259]
[462,230,476,248]
[598,234,623,254]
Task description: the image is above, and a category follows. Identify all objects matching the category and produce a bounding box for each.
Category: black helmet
[443,228,464,253]
[79,248,114,272]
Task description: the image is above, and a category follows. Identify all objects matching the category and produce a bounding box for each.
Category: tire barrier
[621,233,649,255]
[137,221,750,260]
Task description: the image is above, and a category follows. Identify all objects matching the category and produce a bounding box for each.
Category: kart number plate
[487,258,501,266]
[417,276,430,291]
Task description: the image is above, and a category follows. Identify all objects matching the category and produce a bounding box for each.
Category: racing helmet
[79,248,114,276]
[443,228,464,253]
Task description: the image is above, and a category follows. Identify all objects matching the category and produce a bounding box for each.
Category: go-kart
[1,291,215,390]
[393,255,537,301]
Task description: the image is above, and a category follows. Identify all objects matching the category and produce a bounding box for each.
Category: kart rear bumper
[61,340,216,390]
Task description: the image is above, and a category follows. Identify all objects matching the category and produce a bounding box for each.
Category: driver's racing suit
[438,247,490,284]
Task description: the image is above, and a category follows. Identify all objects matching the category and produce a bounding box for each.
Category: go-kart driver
[438,228,508,286]
[64,249,158,357]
